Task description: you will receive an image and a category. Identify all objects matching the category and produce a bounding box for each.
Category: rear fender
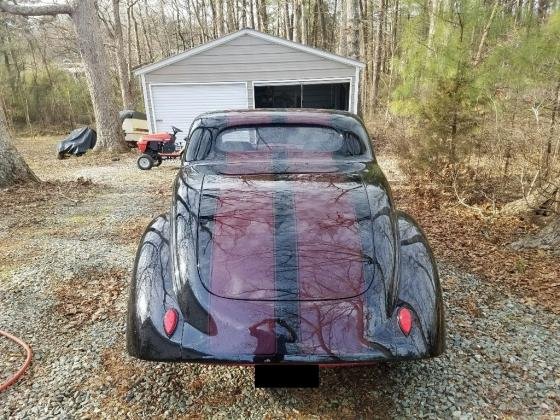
[126,213,183,361]
[395,210,445,356]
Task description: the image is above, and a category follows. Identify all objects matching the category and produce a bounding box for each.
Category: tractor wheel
[137,154,154,170]
[153,156,163,167]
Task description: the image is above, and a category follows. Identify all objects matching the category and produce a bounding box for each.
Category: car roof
[192,109,370,141]
[196,108,356,124]
[198,108,356,117]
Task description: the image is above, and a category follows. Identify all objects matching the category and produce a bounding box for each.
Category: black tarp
[57,127,97,157]
[119,110,147,122]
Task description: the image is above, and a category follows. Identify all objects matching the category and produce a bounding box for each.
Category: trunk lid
[196,172,375,301]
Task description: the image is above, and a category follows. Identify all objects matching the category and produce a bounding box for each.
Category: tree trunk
[0,97,38,187]
[72,0,127,152]
[215,0,225,36]
[191,0,211,41]
[317,0,326,48]
[276,0,282,36]
[158,0,172,55]
[292,0,301,42]
[515,0,523,25]
[249,0,255,29]
[257,0,268,32]
[301,0,308,44]
[241,0,248,28]
[226,0,237,32]
[384,0,399,114]
[284,0,291,40]
[537,0,550,20]
[125,2,135,68]
[371,0,385,109]
[347,0,360,59]
[543,80,560,178]
[138,1,154,61]
[339,0,348,56]
[310,0,319,46]
[129,2,142,65]
[511,216,560,252]
[502,180,558,215]
[473,0,499,67]
[112,0,135,109]
[427,0,438,53]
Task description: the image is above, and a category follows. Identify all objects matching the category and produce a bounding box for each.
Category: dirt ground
[1,135,559,418]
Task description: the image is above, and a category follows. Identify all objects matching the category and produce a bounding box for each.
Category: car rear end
[127,110,444,386]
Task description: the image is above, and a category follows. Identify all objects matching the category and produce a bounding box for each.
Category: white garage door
[150,83,248,135]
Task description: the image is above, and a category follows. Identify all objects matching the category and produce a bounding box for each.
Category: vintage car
[127,109,444,384]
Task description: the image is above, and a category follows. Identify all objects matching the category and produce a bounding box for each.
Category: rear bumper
[172,353,432,366]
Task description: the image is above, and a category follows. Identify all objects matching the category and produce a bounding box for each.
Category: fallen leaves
[110,217,154,245]
[0,178,98,214]
[393,182,560,314]
[53,267,128,329]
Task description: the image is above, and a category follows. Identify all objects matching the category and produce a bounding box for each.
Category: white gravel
[1,150,559,418]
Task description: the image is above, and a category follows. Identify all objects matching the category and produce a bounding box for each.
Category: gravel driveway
[1,137,558,418]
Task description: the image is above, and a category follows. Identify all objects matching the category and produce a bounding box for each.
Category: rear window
[189,125,367,161]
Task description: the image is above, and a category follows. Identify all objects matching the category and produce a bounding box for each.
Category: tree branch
[473,0,499,67]
[0,1,73,16]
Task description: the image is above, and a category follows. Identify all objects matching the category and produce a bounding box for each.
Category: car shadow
[113,340,444,417]
[261,361,432,416]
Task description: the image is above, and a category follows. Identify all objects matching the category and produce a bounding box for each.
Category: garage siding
[142,33,358,132]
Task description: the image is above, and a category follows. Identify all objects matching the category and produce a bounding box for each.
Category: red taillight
[163,308,179,337]
[397,307,413,336]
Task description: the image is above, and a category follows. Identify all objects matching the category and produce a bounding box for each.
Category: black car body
[127,109,445,365]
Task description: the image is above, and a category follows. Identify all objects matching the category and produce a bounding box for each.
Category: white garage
[135,28,364,134]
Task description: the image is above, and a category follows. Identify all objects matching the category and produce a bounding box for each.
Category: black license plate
[254,364,320,388]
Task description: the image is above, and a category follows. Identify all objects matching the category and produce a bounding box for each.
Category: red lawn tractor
[136,126,185,170]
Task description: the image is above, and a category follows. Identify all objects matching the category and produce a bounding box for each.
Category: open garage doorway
[254,81,350,111]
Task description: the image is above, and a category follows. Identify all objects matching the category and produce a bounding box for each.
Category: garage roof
[134,28,365,76]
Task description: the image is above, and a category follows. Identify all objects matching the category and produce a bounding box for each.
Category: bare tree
[257,0,268,32]
[346,0,360,59]
[316,0,327,48]
[0,0,127,152]
[284,0,291,40]
[503,79,560,217]
[226,0,236,31]
[240,0,247,28]
[292,0,301,42]
[427,0,438,53]
[137,0,154,60]
[301,0,308,43]
[216,0,225,35]
[338,0,348,56]
[112,0,134,109]
[370,0,385,109]
[543,80,560,178]
[249,0,255,28]
[537,0,550,20]
[473,0,499,67]
[0,96,38,187]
